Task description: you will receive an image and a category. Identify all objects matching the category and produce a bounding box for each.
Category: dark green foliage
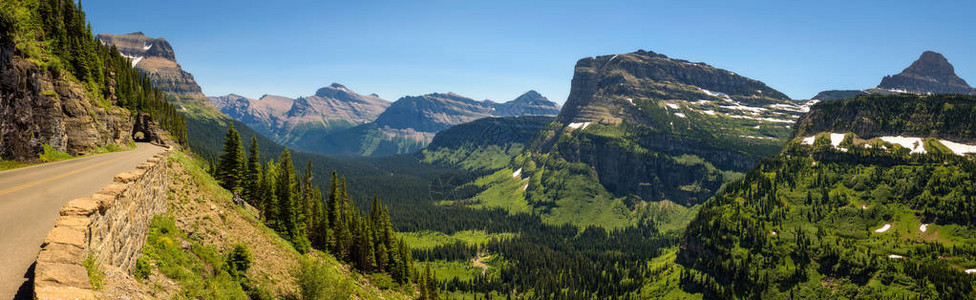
[242,137,263,208]
[215,132,415,284]
[677,138,976,298]
[426,116,555,150]
[217,125,245,192]
[795,94,976,142]
[226,244,252,279]
[293,258,353,300]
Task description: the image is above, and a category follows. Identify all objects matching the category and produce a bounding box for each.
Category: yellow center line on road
[0,154,132,197]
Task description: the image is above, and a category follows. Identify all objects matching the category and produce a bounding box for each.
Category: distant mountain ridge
[813,51,976,101]
[208,83,391,145]
[296,90,560,156]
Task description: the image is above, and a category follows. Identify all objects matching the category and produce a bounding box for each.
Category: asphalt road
[0,143,165,299]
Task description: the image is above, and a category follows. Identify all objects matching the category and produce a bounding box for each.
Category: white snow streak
[567,122,591,130]
[512,168,522,178]
[830,133,846,147]
[937,139,976,155]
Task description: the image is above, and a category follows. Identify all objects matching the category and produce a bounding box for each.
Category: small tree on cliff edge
[217,124,245,192]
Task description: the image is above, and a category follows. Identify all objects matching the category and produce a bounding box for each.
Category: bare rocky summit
[813,51,975,101]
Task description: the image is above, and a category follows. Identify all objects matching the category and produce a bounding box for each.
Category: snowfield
[512,168,522,178]
[120,53,143,67]
[829,133,846,147]
[798,134,976,156]
[937,139,976,155]
[880,136,926,154]
[567,122,591,130]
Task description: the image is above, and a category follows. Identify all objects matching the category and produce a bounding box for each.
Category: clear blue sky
[84,0,975,103]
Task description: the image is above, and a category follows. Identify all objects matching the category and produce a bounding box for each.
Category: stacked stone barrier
[33,146,173,299]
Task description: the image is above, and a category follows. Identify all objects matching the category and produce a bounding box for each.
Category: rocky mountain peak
[877,50,974,94]
[513,90,544,102]
[557,50,791,124]
[97,32,201,95]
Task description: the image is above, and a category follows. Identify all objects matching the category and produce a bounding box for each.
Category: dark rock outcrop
[811,90,869,101]
[1,32,131,161]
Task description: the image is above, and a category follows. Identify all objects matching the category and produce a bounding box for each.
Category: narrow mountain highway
[0,143,165,299]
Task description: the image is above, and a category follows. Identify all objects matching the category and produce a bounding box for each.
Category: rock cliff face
[813,51,976,101]
[97,32,203,96]
[0,31,132,161]
[531,50,805,206]
[34,147,171,299]
[558,50,791,125]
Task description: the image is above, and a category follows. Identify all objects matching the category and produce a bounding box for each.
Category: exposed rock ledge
[33,146,173,300]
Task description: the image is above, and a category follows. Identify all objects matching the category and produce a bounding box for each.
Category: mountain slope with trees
[675,94,976,298]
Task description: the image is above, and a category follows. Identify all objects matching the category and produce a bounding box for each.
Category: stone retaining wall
[33,147,172,299]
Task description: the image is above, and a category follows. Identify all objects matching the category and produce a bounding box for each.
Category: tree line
[213,125,424,286]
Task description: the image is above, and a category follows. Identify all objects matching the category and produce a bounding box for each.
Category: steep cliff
[529,50,808,209]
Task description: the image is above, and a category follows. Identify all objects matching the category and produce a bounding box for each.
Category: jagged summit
[877,50,973,94]
[815,51,975,100]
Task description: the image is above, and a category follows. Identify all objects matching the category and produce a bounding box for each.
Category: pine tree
[276,149,310,253]
[243,136,262,206]
[263,159,279,227]
[217,124,245,191]
[336,177,354,260]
